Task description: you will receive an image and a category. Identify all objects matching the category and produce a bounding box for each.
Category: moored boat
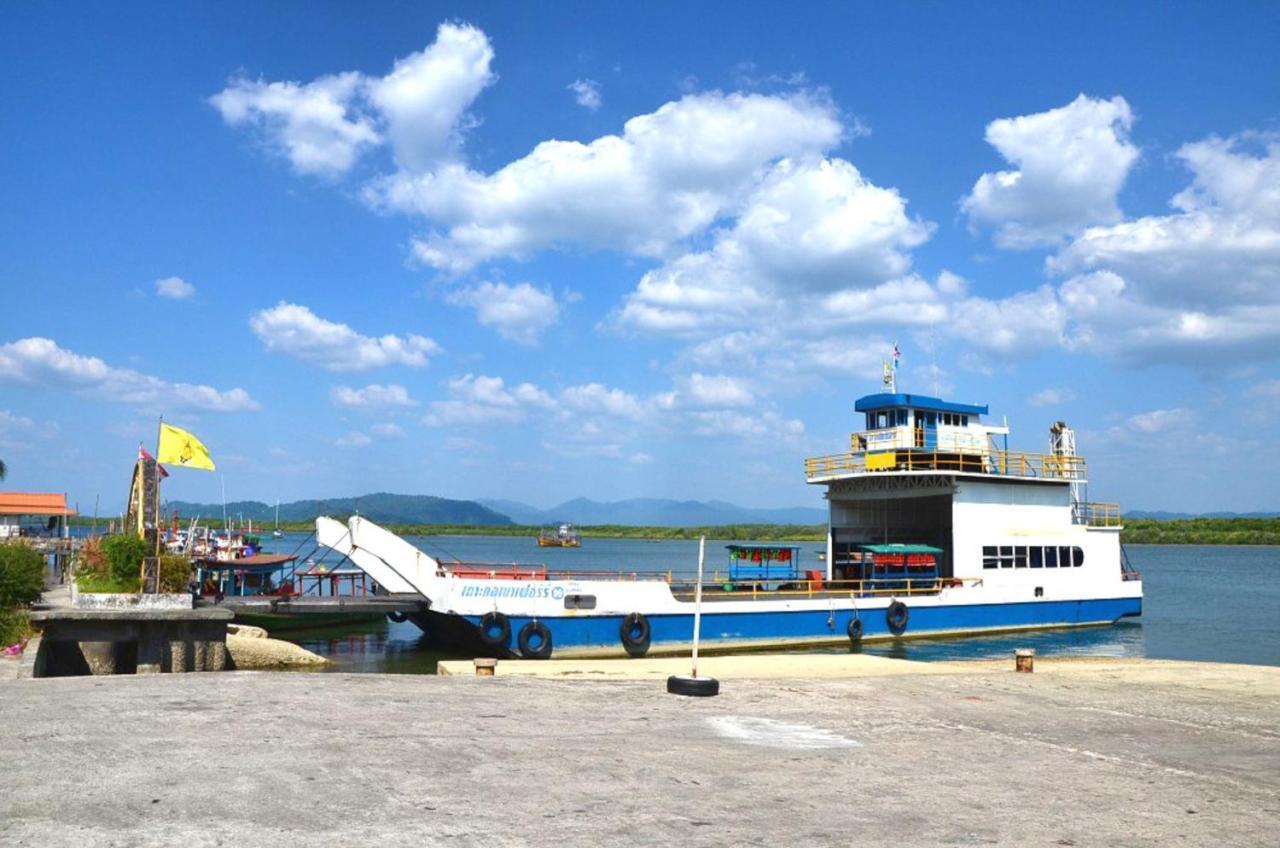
[315,383,1142,659]
[536,523,581,547]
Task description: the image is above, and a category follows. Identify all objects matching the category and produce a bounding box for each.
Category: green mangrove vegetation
[1119,517,1280,546]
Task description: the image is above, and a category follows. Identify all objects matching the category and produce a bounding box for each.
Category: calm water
[264,535,1280,672]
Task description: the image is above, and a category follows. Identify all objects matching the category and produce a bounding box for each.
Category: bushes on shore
[0,541,44,646]
[101,534,148,584]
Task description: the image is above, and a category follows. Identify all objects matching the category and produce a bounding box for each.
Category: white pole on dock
[666,535,719,697]
[692,535,705,678]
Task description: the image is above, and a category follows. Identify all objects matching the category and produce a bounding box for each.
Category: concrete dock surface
[2,659,1278,847]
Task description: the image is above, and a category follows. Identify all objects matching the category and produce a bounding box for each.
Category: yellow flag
[157,423,216,471]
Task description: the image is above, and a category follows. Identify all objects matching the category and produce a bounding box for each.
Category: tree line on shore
[67,515,1280,545]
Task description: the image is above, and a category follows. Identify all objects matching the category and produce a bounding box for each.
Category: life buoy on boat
[479,611,512,648]
[620,612,651,658]
[517,620,553,659]
[886,601,909,635]
[387,610,408,624]
[847,616,864,644]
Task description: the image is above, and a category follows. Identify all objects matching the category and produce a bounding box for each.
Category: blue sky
[2,2,1279,516]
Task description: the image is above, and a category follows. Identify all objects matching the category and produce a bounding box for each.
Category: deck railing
[1074,502,1122,527]
[804,447,1087,482]
[670,576,984,600]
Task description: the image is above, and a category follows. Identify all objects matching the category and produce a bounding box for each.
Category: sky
[2,2,1279,516]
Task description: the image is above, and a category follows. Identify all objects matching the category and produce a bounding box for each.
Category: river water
[260,534,1280,672]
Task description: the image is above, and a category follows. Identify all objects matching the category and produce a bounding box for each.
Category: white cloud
[567,79,602,110]
[210,71,379,177]
[445,282,560,345]
[616,157,933,335]
[0,409,57,451]
[368,90,844,272]
[423,374,553,426]
[210,23,493,177]
[0,337,259,412]
[682,373,753,408]
[335,431,373,448]
[370,422,405,438]
[249,302,440,372]
[1050,134,1280,312]
[1028,387,1077,407]
[155,276,196,300]
[330,383,418,408]
[962,94,1139,248]
[559,383,646,418]
[366,23,496,172]
[1125,408,1194,434]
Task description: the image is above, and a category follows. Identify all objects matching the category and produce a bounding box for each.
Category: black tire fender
[847,616,864,643]
[517,620,553,659]
[479,611,511,648]
[387,611,408,624]
[886,601,909,635]
[620,612,651,658]
[667,675,720,697]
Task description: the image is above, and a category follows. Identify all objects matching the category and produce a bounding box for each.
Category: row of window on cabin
[867,410,971,429]
[982,545,1084,569]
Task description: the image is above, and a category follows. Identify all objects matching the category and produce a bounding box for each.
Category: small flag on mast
[157,423,216,471]
[892,342,901,369]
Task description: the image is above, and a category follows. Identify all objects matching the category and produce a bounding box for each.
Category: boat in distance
[313,384,1142,659]
[536,522,581,548]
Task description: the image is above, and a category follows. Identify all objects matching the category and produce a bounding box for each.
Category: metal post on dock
[667,536,719,697]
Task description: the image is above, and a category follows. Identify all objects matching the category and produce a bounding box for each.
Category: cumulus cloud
[368,90,844,272]
[616,157,933,335]
[445,282,560,345]
[423,374,554,426]
[366,23,496,171]
[1028,387,1077,407]
[962,94,1139,248]
[329,383,418,407]
[0,337,259,412]
[249,303,440,371]
[335,431,373,448]
[370,422,405,438]
[567,79,602,110]
[1124,408,1195,434]
[1050,134,1280,310]
[155,276,196,300]
[210,23,493,176]
[210,71,379,177]
[423,371,802,450]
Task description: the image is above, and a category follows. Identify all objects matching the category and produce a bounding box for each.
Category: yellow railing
[671,576,985,601]
[1075,502,1121,527]
[804,448,1087,481]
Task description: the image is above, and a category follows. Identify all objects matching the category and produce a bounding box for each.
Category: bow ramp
[345,516,448,599]
[315,517,420,595]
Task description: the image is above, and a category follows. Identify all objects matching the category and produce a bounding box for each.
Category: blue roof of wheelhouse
[854,393,989,416]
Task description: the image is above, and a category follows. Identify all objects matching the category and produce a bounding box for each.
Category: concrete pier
[1,659,1276,846]
[28,607,233,675]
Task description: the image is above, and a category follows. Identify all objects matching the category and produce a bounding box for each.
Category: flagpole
[154,417,163,561]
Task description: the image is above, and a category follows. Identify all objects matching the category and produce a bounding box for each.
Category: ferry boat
[314,385,1142,659]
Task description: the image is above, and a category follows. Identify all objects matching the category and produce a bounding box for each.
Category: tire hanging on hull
[517,620,553,659]
[620,612,651,658]
[886,601,909,635]
[479,611,512,650]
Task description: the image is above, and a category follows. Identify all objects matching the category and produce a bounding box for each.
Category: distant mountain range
[159,493,1272,529]
[161,493,828,527]
[164,493,512,526]
[477,497,827,527]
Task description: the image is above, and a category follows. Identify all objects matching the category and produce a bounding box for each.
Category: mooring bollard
[1015,648,1035,673]
[474,657,497,677]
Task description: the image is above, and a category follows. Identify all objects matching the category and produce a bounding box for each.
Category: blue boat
[315,382,1142,659]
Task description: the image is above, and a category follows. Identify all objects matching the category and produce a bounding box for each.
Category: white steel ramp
[346,516,447,599]
[314,517,419,595]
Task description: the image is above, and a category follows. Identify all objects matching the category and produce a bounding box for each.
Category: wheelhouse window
[999,545,1013,568]
[982,546,998,569]
[1030,547,1043,568]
